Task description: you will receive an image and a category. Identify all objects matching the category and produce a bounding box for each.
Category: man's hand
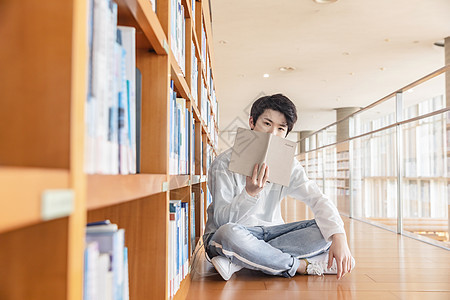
[245,163,269,197]
[329,233,353,279]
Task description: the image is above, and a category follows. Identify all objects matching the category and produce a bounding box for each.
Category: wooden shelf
[0,167,69,233]
[117,0,168,54]
[1,0,218,298]
[363,176,397,180]
[403,176,448,181]
[87,174,167,210]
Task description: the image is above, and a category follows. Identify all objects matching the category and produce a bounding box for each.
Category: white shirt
[204,148,345,242]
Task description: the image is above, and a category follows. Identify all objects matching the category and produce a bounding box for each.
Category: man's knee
[214,223,245,241]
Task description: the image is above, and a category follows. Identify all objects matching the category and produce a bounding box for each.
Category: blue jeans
[203,219,331,278]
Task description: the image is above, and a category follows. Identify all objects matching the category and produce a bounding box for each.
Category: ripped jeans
[203,219,331,277]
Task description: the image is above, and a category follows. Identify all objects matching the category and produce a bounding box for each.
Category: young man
[203,94,355,281]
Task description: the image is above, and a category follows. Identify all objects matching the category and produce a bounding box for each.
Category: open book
[228,127,297,186]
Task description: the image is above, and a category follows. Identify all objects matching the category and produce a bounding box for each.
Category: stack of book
[84,220,129,300]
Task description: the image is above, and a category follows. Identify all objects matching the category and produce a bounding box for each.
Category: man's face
[249,109,288,138]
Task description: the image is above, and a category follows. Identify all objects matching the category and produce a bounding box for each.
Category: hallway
[186,202,450,300]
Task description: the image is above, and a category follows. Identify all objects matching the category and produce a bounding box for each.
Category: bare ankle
[296,259,307,275]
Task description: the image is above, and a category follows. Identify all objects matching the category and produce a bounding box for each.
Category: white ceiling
[209,0,449,148]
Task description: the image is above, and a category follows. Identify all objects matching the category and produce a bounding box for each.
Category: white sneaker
[211,256,243,281]
[305,252,355,276]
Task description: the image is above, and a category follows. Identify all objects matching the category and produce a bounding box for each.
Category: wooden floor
[186,200,450,300]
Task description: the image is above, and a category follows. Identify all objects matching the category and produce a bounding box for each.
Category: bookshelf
[0,0,218,299]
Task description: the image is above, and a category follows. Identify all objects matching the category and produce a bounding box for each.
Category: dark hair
[250,94,297,135]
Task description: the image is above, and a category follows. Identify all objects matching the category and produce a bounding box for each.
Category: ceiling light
[279,66,296,72]
[219,40,228,45]
[263,73,270,78]
[313,0,337,3]
[433,41,444,47]
[379,67,385,71]
[407,89,414,93]
[342,52,350,56]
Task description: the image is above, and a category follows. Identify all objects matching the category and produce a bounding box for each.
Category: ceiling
[209,0,449,148]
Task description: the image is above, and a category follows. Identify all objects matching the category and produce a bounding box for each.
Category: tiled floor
[186,200,450,300]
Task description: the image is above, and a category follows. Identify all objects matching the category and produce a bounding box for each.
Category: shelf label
[192,175,200,184]
[162,181,169,192]
[163,40,169,54]
[41,189,74,221]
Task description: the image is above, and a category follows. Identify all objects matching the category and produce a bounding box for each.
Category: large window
[297,70,449,249]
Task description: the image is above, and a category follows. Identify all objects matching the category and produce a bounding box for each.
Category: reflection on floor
[186,199,450,300]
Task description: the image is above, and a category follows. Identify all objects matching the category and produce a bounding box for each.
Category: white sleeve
[207,158,259,228]
[285,159,346,242]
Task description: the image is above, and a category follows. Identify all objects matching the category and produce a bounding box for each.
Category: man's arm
[286,160,353,279]
[207,157,260,227]
[285,160,346,241]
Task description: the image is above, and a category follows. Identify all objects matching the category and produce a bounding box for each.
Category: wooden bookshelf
[117,0,168,54]
[87,174,167,209]
[0,0,218,299]
[0,167,70,233]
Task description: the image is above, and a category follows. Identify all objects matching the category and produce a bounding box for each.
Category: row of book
[198,140,216,176]
[169,200,195,298]
[170,0,186,75]
[168,76,217,175]
[191,44,199,105]
[169,81,195,175]
[84,220,129,300]
[85,0,138,175]
[86,0,217,175]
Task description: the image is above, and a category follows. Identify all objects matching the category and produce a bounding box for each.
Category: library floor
[186,201,450,300]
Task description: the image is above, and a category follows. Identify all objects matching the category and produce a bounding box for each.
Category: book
[228,127,297,186]
[117,25,136,175]
[135,67,142,173]
[85,220,127,300]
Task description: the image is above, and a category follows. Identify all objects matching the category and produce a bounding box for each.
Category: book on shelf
[171,0,186,74]
[84,220,129,300]
[229,127,297,186]
[201,23,206,65]
[191,43,198,105]
[169,200,189,297]
[199,187,204,231]
[135,67,142,173]
[85,0,138,175]
[169,81,192,175]
[118,25,137,174]
[190,192,196,255]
